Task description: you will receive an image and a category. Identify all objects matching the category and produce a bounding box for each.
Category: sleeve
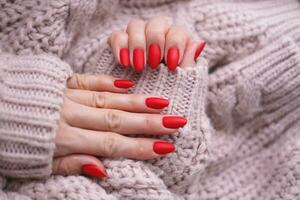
[0,53,73,180]
[203,36,300,199]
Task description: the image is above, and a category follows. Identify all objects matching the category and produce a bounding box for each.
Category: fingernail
[153,141,175,155]
[145,97,169,109]
[120,48,130,67]
[194,42,206,60]
[167,47,179,71]
[114,79,134,89]
[133,48,144,72]
[148,44,161,69]
[82,164,107,178]
[162,116,187,129]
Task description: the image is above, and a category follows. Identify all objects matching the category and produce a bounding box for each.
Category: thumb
[52,154,107,179]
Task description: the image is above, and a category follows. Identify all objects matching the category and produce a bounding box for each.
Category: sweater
[0,0,299,199]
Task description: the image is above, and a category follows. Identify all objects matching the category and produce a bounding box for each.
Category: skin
[108,16,204,69]
[53,17,202,177]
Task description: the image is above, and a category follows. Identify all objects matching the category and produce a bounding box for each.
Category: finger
[180,39,206,68]
[63,98,187,135]
[52,154,107,179]
[61,126,176,160]
[165,26,190,71]
[108,31,130,67]
[126,18,146,72]
[66,89,169,113]
[145,16,170,69]
[67,74,134,92]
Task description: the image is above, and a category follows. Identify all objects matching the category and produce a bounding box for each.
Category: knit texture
[0,0,300,199]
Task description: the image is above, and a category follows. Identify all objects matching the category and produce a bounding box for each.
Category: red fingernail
[148,44,161,69]
[82,164,107,178]
[194,42,206,60]
[114,79,134,89]
[153,141,175,155]
[120,48,130,67]
[133,48,144,72]
[162,116,187,129]
[167,47,179,71]
[145,97,169,109]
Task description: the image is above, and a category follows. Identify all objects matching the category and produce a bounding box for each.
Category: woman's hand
[108,17,206,72]
[52,74,187,179]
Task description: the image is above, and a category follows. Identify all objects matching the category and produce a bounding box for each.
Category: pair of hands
[53,17,205,178]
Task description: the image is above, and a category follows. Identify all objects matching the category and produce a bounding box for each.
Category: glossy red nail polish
[148,44,161,69]
[153,141,175,155]
[194,42,206,60]
[114,79,134,89]
[167,47,179,71]
[133,48,144,72]
[82,164,107,178]
[120,48,130,67]
[145,97,169,109]
[162,116,187,129]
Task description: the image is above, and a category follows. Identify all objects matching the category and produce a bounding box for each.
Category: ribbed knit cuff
[0,54,72,178]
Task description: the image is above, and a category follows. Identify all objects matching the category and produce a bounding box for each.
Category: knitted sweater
[0,0,299,199]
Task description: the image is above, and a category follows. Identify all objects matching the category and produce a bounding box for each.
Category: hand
[52,74,187,179]
[108,16,206,72]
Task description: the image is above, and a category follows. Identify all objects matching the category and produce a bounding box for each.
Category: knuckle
[102,134,119,157]
[129,18,144,26]
[143,115,152,130]
[170,25,188,34]
[130,35,145,46]
[61,98,74,121]
[73,74,88,90]
[110,31,127,44]
[55,158,73,176]
[55,123,76,156]
[147,17,169,31]
[168,26,189,39]
[128,94,138,107]
[110,31,121,39]
[105,110,121,131]
[65,88,74,98]
[91,92,106,108]
[132,140,148,159]
[147,32,165,44]
[148,16,163,23]
[127,18,145,32]
[168,34,187,45]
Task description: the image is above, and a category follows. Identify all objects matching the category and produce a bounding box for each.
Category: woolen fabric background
[0,0,299,199]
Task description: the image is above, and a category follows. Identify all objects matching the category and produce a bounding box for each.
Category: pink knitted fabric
[0,0,299,199]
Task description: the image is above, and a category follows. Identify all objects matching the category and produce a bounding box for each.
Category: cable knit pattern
[0,0,299,199]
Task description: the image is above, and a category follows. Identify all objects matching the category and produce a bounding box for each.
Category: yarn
[0,0,299,199]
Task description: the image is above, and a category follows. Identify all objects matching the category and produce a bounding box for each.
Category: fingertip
[52,154,107,179]
[132,48,145,72]
[194,41,206,60]
[113,79,135,89]
[166,47,180,71]
[165,26,190,71]
[153,140,176,155]
[109,31,129,68]
[148,43,161,69]
[180,40,205,68]
[120,48,130,67]
[81,163,108,179]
